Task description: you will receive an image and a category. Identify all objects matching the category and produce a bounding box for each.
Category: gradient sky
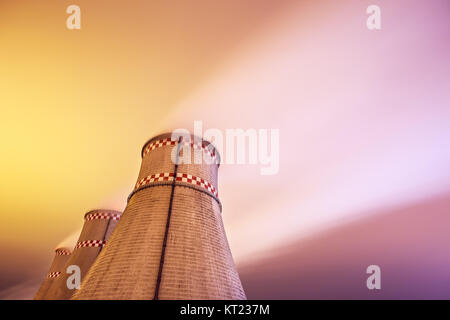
[1,0,450,299]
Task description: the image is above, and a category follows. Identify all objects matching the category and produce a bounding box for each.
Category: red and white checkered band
[55,249,71,255]
[142,138,176,157]
[85,212,121,221]
[142,138,218,163]
[175,173,218,197]
[75,240,106,249]
[134,172,175,190]
[134,172,218,197]
[180,141,218,163]
[47,272,61,278]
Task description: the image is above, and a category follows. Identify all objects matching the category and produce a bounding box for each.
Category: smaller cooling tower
[33,247,72,300]
[43,209,122,300]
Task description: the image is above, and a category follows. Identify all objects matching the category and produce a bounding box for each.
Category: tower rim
[54,246,72,253]
[83,209,123,220]
[140,132,221,166]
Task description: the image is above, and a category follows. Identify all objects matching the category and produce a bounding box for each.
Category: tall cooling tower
[43,209,122,300]
[73,133,246,299]
[33,247,72,300]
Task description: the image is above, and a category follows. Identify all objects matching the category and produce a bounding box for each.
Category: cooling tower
[33,247,72,300]
[43,209,122,300]
[72,133,246,299]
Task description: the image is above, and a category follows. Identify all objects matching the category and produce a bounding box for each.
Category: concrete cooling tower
[72,133,246,299]
[33,247,72,300]
[42,209,122,300]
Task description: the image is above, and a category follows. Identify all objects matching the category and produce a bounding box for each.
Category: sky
[1,0,450,299]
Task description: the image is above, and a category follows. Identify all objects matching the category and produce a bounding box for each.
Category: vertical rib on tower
[72,133,246,299]
[33,247,72,300]
[43,209,122,300]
